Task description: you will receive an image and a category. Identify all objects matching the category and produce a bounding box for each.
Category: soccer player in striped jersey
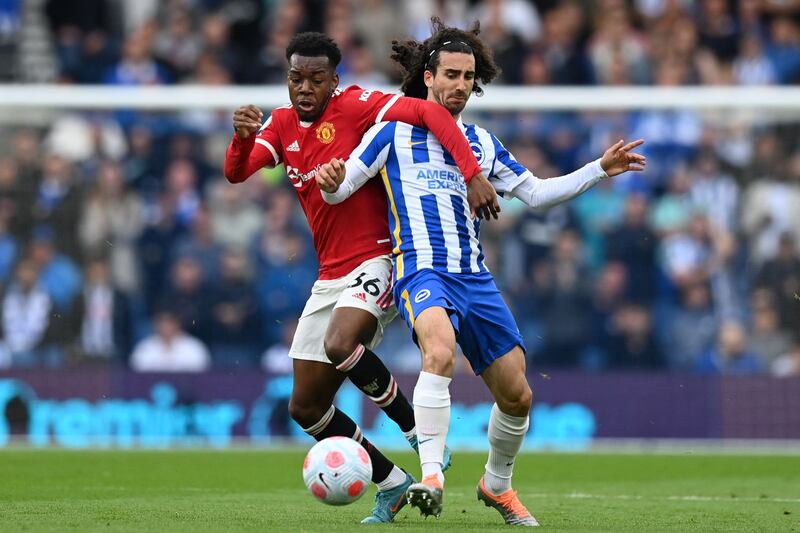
[314,18,645,525]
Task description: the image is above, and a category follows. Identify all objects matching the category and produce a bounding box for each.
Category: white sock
[403,427,417,443]
[376,465,408,491]
[413,371,451,485]
[484,403,529,495]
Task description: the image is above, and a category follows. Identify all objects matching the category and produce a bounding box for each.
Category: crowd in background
[0,0,798,376]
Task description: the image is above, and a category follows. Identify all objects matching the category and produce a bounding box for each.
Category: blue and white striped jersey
[345,120,530,281]
[322,119,607,283]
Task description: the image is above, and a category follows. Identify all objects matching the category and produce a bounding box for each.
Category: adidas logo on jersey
[353,292,367,303]
[287,140,300,152]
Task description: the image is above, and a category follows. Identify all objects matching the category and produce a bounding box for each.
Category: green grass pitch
[1,449,798,532]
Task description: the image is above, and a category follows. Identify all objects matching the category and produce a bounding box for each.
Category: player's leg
[325,306,417,442]
[404,305,457,518]
[454,274,539,526]
[291,274,413,524]
[324,257,452,468]
[411,306,456,484]
[288,358,402,487]
[476,347,539,526]
[480,346,532,489]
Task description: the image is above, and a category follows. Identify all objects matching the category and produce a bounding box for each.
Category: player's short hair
[391,17,500,99]
[285,32,342,69]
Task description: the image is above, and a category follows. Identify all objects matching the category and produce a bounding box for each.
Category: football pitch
[2,449,798,532]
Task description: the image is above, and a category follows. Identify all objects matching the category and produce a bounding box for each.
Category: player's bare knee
[323,331,357,366]
[288,397,329,429]
[497,384,532,417]
[422,345,454,376]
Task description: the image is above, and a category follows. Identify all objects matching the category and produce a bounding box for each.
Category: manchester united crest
[316,122,336,144]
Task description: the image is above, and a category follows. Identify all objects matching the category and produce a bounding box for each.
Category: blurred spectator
[696,320,766,375]
[0,216,17,283]
[748,290,793,364]
[105,26,170,86]
[210,248,261,368]
[123,126,161,196]
[605,194,658,303]
[163,256,213,344]
[765,16,800,84]
[172,205,223,281]
[771,343,800,377]
[733,33,777,85]
[667,282,719,371]
[0,259,59,368]
[534,2,594,85]
[32,154,82,259]
[154,8,202,81]
[650,166,694,236]
[164,158,203,230]
[589,5,650,85]
[79,160,145,293]
[339,36,388,87]
[573,176,625,269]
[688,150,739,233]
[44,114,127,164]
[697,0,739,62]
[0,157,25,237]
[512,201,580,268]
[76,255,132,362]
[255,229,318,347]
[261,319,297,374]
[137,195,183,312]
[45,0,117,83]
[0,0,20,80]
[208,181,263,250]
[755,232,800,337]
[587,261,628,368]
[606,302,664,369]
[27,226,82,313]
[741,152,800,265]
[531,229,592,367]
[130,307,210,372]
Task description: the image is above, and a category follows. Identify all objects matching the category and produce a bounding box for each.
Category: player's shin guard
[336,344,416,433]
[302,405,395,485]
[484,403,530,495]
[412,371,451,484]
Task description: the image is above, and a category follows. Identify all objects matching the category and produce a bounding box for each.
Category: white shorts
[288,255,397,364]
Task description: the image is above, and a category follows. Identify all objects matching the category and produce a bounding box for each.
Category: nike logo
[506,462,514,466]
[318,472,330,489]
[418,438,433,445]
[408,140,426,146]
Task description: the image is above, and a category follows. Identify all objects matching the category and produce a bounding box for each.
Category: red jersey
[224,85,482,280]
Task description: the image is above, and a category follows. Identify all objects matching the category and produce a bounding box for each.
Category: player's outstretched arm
[224,104,279,183]
[507,139,646,210]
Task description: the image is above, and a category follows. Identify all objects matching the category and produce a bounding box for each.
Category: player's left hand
[316,158,346,193]
[600,139,646,177]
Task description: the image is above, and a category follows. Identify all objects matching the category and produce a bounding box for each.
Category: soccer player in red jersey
[223,33,498,523]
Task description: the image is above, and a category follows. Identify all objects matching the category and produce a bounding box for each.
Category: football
[302,436,373,505]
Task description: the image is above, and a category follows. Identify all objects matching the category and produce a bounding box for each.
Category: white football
[302,436,373,505]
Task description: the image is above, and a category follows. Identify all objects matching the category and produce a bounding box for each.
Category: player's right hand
[316,158,345,193]
[233,105,263,139]
[467,172,501,220]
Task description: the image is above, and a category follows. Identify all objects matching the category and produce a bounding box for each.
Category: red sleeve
[223,114,281,183]
[366,92,482,182]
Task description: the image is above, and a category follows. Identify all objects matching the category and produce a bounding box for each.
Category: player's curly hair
[286,32,342,68]
[391,17,500,99]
